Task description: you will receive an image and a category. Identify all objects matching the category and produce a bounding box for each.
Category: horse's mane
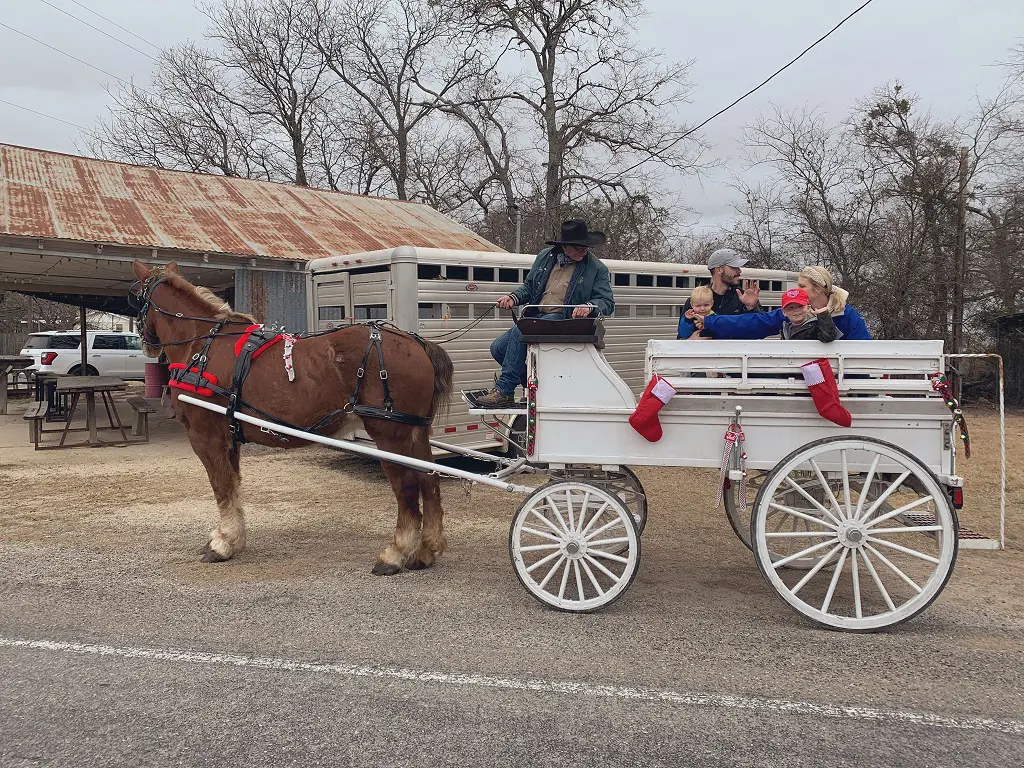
[153,267,256,324]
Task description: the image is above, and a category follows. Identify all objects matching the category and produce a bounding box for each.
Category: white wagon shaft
[179,327,965,633]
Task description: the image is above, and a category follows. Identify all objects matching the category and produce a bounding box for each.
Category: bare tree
[90,43,271,178]
[205,0,335,186]
[450,0,704,235]
[731,76,1024,344]
[304,0,481,200]
[92,0,334,186]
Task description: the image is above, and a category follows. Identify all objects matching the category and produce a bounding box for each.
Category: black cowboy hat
[545,219,607,248]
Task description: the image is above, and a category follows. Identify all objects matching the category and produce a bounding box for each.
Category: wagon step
[901,513,999,550]
[461,390,526,412]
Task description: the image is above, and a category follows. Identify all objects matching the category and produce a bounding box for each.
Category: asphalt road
[1,531,1022,768]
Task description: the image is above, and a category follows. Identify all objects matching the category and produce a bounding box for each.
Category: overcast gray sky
[2,1,1022,232]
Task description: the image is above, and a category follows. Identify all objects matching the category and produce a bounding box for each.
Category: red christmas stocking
[800,358,851,428]
[629,375,676,442]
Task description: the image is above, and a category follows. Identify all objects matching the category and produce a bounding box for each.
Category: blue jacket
[511,246,615,317]
[677,314,713,340]
[702,306,872,340]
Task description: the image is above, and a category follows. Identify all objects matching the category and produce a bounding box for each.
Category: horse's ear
[132,260,151,281]
[165,261,180,275]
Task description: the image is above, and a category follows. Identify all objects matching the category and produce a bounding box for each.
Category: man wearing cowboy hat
[475,219,615,408]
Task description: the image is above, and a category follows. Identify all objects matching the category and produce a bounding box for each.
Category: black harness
[129,278,432,454]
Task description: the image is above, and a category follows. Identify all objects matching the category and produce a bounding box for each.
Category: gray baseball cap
[707,248,748,269]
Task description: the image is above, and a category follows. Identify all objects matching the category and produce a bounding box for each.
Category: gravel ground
[0,394,1021,767]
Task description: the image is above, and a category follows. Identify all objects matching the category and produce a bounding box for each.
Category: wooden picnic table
[51,376,130,449]
[0,356,33,415]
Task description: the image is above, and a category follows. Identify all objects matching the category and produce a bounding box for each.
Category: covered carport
[0,245,237,374]
[0,142,500,354]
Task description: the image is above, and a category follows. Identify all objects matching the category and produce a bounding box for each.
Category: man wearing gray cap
[679,248,762,326]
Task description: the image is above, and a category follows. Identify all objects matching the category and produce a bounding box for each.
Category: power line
[0,20,133,87]
[37,0,157,61]
[612,0,879,182]
[0,98,87,130]
[66,0,159,51]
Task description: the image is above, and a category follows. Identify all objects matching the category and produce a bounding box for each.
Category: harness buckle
[357,367,365,378]
[379,370,388,380]
[191,353,200,361]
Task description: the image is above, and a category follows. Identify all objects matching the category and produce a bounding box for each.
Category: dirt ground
[2,389,1024,767]
[0,388,1020,610]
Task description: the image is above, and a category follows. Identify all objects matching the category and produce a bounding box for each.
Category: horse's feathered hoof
[371,561,402,576]
[201,547,230,563]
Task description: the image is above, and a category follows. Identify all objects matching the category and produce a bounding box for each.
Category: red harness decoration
[233,324,284,359]
[167,364,220,397]
[170,325,282,399]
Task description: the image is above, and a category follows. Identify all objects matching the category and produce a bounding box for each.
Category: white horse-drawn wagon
[177,308,965,633]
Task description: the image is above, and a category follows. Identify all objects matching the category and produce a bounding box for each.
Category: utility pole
[952,146,969,398]
[509,203,523,253]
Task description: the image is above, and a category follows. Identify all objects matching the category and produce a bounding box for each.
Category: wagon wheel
[751,436,958,632]
[725,470,839,570]
[509,481,641,613]
[723,470,767,549]
[552,466,648,536]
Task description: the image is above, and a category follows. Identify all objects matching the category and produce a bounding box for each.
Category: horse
[129,260,454,575]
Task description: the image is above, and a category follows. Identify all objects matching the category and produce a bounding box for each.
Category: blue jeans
[490,312,564,394]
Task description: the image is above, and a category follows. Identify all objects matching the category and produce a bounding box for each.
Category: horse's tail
[421,338,454,419]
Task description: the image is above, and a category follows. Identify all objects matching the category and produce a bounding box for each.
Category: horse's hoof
[371,561,402,576]
[201,547,230,563]
[406,558,432,571]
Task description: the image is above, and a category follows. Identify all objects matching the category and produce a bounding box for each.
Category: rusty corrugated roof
[0,144,502,259]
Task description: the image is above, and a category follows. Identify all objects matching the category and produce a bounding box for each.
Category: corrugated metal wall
[235,269,308,332]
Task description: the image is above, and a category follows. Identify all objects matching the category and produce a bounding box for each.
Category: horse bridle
[128,276,251,348]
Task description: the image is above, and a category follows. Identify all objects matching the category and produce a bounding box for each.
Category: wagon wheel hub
[563,538,586,559]
[838,520,868,549]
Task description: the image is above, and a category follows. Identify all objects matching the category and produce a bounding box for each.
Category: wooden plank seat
[125,395,157,440]
[23,400,49,449]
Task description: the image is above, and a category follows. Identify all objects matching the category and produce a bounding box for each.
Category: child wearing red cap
[779,288,838,342]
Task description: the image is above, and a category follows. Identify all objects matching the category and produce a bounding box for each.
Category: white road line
[2,636,1021,736]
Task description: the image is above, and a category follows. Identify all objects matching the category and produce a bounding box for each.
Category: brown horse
[130,260,454,575]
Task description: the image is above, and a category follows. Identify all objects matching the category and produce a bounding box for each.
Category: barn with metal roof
[0,143,501,328]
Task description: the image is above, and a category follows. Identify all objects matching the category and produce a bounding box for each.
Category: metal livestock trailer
[306,246,799,450]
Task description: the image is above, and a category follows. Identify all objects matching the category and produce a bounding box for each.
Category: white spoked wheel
[553,466,648,537]
[752,436,958,632]
[726,470,840,570]
[509,481,641,613]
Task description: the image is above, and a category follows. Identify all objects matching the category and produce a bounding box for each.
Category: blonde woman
[696,265,871,340]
